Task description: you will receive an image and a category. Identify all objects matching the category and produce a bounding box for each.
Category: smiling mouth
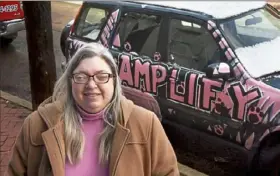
[83,93,101,97]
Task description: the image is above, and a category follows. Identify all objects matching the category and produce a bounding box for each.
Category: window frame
[110,6,165,60]
[165,14,225,72]
[71,3,115,43]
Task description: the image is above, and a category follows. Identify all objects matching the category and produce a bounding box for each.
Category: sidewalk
[0,97,31,176]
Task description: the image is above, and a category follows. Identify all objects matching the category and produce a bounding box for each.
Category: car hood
[235,37,280,78]
[261,74,280,90]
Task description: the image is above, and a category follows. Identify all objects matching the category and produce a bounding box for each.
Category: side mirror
[203,62,231,80]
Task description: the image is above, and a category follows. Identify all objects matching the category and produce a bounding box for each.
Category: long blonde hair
[52,43,123,164]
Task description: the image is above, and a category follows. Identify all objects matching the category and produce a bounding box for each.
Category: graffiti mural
[99,9,120,48]
[118,53,263,120]
[207,20,280,121]
[206,20,280,148]
[117,51,280,149]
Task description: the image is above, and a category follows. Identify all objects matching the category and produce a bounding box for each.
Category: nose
[86,77,97,88]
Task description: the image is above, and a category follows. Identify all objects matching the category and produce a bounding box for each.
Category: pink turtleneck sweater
[65,106,109,176]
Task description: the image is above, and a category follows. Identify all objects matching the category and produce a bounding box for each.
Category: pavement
[0,93,31,176]
[0,1,80,102]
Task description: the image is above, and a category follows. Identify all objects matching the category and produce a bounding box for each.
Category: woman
[7,43,179,176]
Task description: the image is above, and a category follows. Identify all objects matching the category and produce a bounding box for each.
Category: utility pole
[23,2,57,110]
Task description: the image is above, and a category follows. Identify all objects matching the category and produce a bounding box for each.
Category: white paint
[138,1,266,19]
[235,37,280,78]
[141,4,147,8]
[65,1,83,5]
[84,29,100,40]
[213,68,219,75]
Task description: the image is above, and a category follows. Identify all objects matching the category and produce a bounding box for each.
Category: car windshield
[219,7,280,78]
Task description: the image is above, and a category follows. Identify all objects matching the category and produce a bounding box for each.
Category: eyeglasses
[72,73,115,84]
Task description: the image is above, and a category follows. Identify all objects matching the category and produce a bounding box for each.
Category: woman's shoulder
[22,100,63,146]
[19,110,48,146]
[27,100,62,126]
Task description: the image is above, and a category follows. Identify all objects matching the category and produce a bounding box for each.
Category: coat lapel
[41,121,65,176]
[109,123,130,176]
[109,97,135,175]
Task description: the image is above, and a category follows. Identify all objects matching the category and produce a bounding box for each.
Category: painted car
[60,1,280,174]
[0,1,25,47]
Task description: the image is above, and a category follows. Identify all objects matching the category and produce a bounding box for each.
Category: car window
[112,12,161,59]
[220,9,280,48]
[169,19,222,71]
[75,7,109,41]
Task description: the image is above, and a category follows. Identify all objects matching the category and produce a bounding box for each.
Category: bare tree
[23,2,57,110]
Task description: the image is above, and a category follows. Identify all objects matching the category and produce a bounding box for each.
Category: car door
[161,15,247,144]
[110,6,165,96]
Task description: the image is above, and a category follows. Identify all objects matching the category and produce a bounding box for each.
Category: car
[0,1,25,47]
[60,1,280,174]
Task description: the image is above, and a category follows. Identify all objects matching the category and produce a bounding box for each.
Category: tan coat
[6,96,179,176]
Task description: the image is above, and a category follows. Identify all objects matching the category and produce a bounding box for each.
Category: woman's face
[71,56,115,113]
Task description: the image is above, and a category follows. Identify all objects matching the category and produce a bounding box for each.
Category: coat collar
[41,121,65,176]
[120,95,134,126]
[109,123,130,176]
[37,98,65,176]
[37,96,135,176]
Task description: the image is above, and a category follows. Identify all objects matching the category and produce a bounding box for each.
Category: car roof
[84,1,266,20]
[135,1,266,19]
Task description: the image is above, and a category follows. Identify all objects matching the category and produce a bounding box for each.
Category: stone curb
[178,163,208,176]
[0,90,32,110]
[64,1,83,5]
[0,90,207,176]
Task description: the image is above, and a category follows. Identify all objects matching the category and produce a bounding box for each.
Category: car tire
[0,37,14,48]
[251,143,280,176]
[60,30,66,57]
[60,25,71,58]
